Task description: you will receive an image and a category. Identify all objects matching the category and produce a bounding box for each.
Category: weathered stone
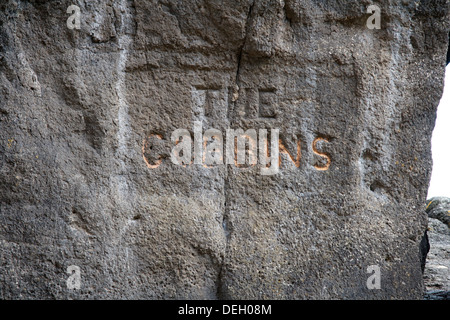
[426,197,450,227]
[0,0,449,299]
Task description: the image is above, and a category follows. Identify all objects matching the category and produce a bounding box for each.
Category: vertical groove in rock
[217,1,256,299]
[235,0,255,87]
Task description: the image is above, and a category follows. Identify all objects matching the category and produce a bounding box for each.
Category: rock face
[426,197,450,227]
[0,0,449,299]
[424,217,450,299]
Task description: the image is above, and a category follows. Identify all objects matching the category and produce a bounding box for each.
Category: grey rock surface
[426,197,450,227]
[0,0,449,299]
[424,197,450,299]
[423,218,449,299]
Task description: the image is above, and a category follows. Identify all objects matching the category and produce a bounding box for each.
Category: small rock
[426,197,450,227]
[423,217,450,299]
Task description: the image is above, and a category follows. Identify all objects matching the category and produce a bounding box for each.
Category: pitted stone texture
[0,0,448,299]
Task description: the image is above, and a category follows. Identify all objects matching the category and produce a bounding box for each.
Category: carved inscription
[142,133,163,169]
[312,137,331,171]
[143,86,333,174]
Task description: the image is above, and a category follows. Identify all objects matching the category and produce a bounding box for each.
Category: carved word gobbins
[143,122,331,175]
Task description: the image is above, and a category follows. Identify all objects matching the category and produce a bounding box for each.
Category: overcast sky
[427,65,450,199]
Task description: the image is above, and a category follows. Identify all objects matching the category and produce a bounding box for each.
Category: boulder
[0,0,449,299]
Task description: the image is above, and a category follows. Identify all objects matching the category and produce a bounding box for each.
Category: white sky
[427,65,450,199]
